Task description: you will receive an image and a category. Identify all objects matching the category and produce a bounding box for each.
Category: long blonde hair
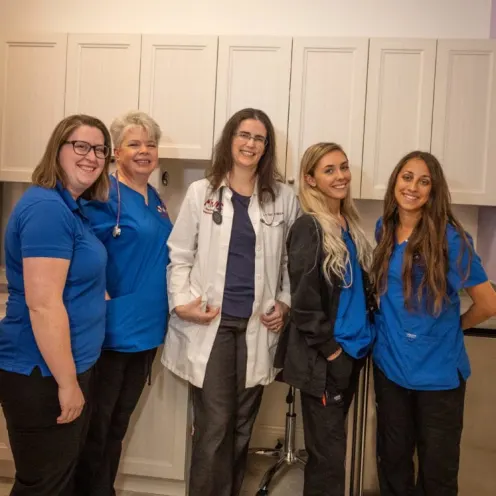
[299,142,372,283]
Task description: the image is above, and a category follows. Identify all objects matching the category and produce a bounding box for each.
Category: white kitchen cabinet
[118,355,189,486]
[214,36,292,175]
[139,35,218,160]
[0,34,67,182]
[361,39,437,199]
[432,39,496,206]
[65,34,141,133]
[286,37,369,195]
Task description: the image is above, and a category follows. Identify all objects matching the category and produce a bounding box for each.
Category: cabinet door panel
[140,35,218,160]
[0,34,67,182]
[361,39,436,199]
[432,40,496,205]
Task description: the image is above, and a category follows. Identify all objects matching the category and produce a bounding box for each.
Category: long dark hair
[370,151,472,314]
[206,108,282,202]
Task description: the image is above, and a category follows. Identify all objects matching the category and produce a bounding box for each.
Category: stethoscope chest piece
[212,186,224,225]
[212,211,222,225]
[112,225,122,238]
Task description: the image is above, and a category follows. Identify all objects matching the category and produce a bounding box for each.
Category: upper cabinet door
[214,36,292,174]
[139,35,218,160]
[287,38,369,195]
[432,40,496,206]
[0,34,67,182]
[65,34,141,132]
[361,39,436,200]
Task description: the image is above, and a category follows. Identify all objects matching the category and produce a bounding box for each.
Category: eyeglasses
[235,131,267,147]
[64,140,110,159]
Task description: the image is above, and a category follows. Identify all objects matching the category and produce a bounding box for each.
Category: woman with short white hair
[75,110,173,496]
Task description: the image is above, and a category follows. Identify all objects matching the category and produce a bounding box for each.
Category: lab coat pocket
[267,327,281,364]
[167,312,201,344]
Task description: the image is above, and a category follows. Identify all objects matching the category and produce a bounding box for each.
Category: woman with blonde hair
[275,142,376,496]
[75,111,173,496]
[0,114,111,495]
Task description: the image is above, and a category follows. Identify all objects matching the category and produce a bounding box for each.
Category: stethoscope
[111,170,165,238]
[112,171,123,238]
[212,186,278,226]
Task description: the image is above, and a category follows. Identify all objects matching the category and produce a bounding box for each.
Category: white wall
[0,0,491,38]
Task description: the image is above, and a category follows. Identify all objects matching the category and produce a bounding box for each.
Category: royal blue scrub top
[373,218,488,390]
[0,183,107,376]
[332,228,375,359]
[83,175,173,352]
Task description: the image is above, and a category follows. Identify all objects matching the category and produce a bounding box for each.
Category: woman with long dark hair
[371,150,496,496]
[162,108,299,496]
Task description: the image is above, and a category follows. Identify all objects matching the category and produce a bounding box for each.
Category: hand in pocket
[326,351,354,396]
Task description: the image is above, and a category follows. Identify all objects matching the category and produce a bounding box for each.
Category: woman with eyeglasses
[74,111,173,496]
[163,108,299,496]
[0,114,111,495]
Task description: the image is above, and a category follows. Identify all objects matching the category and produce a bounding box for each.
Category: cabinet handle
[287,178,295,185]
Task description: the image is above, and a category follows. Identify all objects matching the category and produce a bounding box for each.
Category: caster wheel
[256,490,268,496]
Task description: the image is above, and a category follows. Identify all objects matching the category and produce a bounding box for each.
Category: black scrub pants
[74,348,157,496]
[374,365,466,496]
[189,314,264,496]
[300,354,365,496]
[0,366,93,496]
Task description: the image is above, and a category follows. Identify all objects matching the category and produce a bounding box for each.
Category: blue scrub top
[373,218,488,390]
[83,175,173,352]
[333,229,375,359]
[0,183,107,376]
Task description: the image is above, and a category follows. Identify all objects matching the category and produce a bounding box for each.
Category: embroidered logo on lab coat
[203,198,222,215]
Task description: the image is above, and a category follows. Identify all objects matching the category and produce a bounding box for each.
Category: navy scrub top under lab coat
[0,183,107,376]
[332,228,375,359]
[83,175,173,353]
[373,218,488,391]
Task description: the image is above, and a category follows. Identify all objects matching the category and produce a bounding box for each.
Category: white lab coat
[161,178,299,388]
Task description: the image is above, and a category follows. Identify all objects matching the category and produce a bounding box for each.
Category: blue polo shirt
[82,175,173,352]
[333,228,375,359]
[0,183,107,376]
[373,218,488,390]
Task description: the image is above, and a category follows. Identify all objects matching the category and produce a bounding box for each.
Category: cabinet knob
[287,177,295,185]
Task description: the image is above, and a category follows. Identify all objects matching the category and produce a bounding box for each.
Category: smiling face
[231,118,267,172]
[305,150,351,204]
[58,125,106,199]
[114,126,158,180]
[394,158,432,213]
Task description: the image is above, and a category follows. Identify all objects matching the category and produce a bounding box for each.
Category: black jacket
[274,214,375,398]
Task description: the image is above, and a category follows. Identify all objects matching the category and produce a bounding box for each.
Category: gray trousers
[189,315,264,496]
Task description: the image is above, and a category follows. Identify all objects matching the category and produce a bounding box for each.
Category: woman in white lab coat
[162,108,299,496]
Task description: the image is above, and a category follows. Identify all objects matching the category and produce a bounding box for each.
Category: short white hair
[110,110,162,148]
